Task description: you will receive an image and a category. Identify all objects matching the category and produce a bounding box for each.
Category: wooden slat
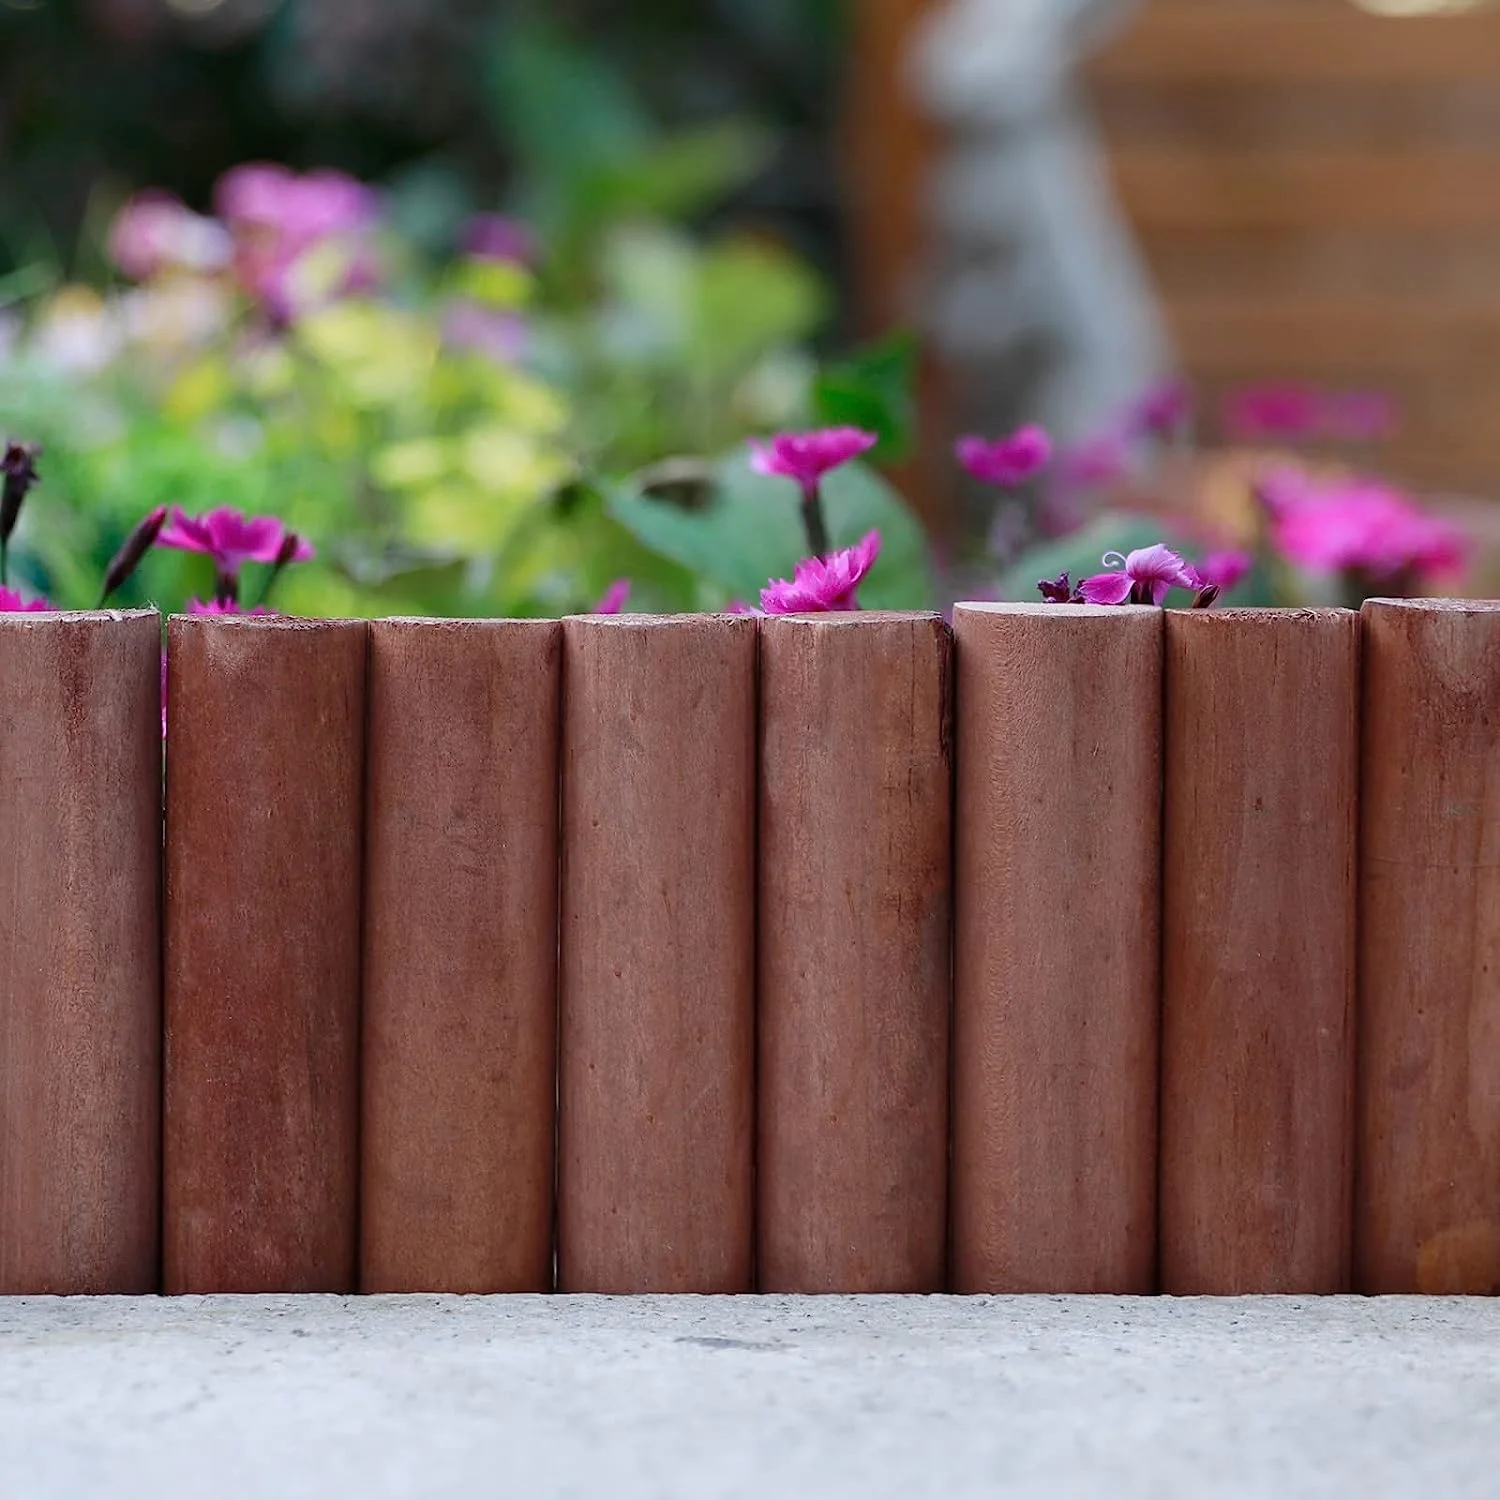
[1167,296,1500,374]
[1110,148,1500,232]
[1091,6,1500,86]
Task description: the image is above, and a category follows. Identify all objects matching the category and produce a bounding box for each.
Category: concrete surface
[0,1295,1497,1499]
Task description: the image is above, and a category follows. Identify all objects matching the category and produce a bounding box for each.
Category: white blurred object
[912,0,1173,448]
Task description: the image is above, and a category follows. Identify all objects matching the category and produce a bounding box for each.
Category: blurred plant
[994,380,1473,611]
[0,117,932,618]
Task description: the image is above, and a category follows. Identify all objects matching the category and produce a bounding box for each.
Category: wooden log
[1160,609,1358,1295]
[162,616,366,1294]
[757,612,952,1293]
[0,610,162,1294]
[951,603,1162,1294]
[558,614,756,1293]
[1357,599,1500,1295]
[361,619,561,1293]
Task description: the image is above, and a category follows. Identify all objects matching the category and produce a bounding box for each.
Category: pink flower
[957,425,1052,487]
[1080,543,1198,606]
[442,302,527,364]
[1129,380,1194,439]
[1223,383,1324,443]
[760,530,881,614]
[158,507,314,577]
[1272,480,1467,582]
[1057,432,1129,490]
[592,580,631,615]
[214,164,379,321]
[1195,549,1254,594]
[0,585,53,612]
[749,428,878,496]
[108,191,233,281]
[217,165,376,245]
[461,213,536,266]
[185,598,276,616]
[725,599,760,615]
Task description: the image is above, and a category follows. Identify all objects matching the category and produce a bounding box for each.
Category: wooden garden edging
[1,601,1497,1297]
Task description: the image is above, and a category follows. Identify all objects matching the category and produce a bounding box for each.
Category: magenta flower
[158,507,313,574]
[1129,380,1194,440]
[750,427,878,495]
[1272,480,1466,583]
[108,191,233,282]
[1037,572,1080,604]
[725,599,760,615]
[185,598,276,617]
[760,530,881,615]
[592,580,631,615]
[1223,383,1324,443]
[750,426,878,559]
[1080,544,1198,606]
[0,585,53,612]
[957,425,1052,487]
[1195,549,1254,594]
[461,214,536,266]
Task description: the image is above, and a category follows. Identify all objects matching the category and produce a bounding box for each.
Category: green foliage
[608,453,936,609]
[0,10,936,619]
[812,334,920,465]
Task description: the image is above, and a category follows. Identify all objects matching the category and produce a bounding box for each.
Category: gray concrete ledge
[1,1296,1497,1499]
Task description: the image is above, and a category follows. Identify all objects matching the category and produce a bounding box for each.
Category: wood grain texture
[951,604,1162,1294]
[558,615,756,1293]
[1357,599,1500,1295]
[361,619,561,1293]
[0,611,162,1294]
[1160,609,1358,1295]
[163,616,366,1294]
[757,613,952,1293]
[1092,4,1500,86]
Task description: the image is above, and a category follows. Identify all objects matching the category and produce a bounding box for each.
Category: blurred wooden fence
[1088,0,1500,495]
[850,0,1500,503]
[2,607,1499,1298]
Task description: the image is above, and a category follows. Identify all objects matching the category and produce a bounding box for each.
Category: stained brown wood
[1093,5,1500,85]
[1112,150,1500,234]
[361,619,561,1294]
[0,611,162,1295]
[757,612,952,1293]
[558,614,756,1294]
[1160,609,1358,1295]
[843,0,952,534]
[1356,599,1500,1295]
[163,616,366,1295]
[951,604,1161,1294]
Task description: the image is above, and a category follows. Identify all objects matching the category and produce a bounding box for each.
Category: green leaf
[812,332,918,464]
[586,120,775,224]
[689,240,827,381]
[606,452,934,609]
[484,24,649,188]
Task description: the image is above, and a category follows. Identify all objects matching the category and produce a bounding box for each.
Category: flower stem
[0,538,7,588]
[800,485,831,559]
